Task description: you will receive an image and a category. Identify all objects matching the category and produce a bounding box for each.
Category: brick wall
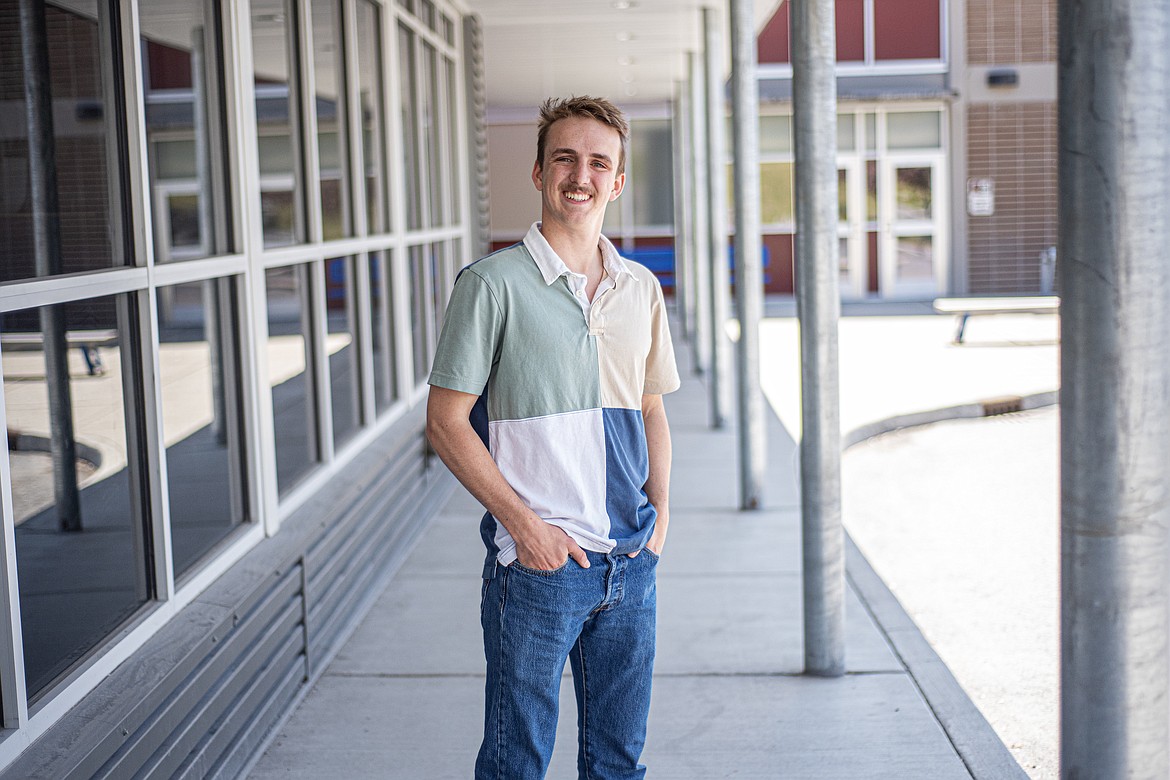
[966,102,1057,294]
[968,0,1057,65]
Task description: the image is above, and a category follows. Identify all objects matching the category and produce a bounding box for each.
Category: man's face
[532,116,625,235]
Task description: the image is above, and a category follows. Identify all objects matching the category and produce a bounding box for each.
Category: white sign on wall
[967,177,995,216]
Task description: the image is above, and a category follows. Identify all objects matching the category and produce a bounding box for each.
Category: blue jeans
[476,549,659,780]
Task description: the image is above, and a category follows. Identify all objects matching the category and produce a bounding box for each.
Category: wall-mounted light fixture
[987,69,1019,87]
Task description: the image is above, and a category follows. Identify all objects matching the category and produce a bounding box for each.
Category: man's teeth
[565,192,590,202]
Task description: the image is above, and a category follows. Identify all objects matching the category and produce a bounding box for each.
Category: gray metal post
[792,0,844,676]
[703,6,732,429]
[671,83,692,341]
[729,0,765,510]
[688,51,712,376]
[20,0,81,533]
[1059,2,1170,776]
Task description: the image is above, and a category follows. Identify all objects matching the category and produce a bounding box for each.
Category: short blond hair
[536,96,630,174]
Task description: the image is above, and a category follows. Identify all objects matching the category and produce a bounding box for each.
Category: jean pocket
[641,548,661,562]
[510,558,571,577]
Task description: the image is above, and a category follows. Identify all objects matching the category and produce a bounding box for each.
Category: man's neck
[539,221,603,277]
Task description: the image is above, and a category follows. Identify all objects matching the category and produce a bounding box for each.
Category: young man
[425,96,679,779]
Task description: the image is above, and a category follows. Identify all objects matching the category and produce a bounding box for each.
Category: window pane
[896,236,934,282]
[839,237,851,282]
[631,120,674,227]
[760,162,794,224]
[356,0,388,234]
[1,0,128,283]
[422,43,443,226]
[874,0,942,60]
[838,168,848,222]
[265,265,318,494]
[368,251,397,412]
[865,112,877,153]
[866,161,878,222]
[398,25,422,230]
[326,257,360,446]
[140,0,233,262]
[3,296,149,699]
[760,115,792,154]
[896,167,933,220]
[837,114,855,151]
[887,111,942,149]
[157,279,248,578]
[251,0,303,247]
[445,56,461,225]
[409,245,432,384]
[312,0,350,240]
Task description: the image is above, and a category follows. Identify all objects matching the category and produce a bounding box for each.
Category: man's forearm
[642,394,672,549]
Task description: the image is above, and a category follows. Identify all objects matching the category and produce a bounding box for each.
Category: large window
[0,0,130,283]
[2,296,150,701]
[156,279,249,579]
[251,0,304,247]
[758,0,944,67]
[266,265,319,494]
[0,0,470,750]
[140,0,235,262]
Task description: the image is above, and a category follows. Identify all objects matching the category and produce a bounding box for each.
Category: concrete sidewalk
[246,311,1048,779]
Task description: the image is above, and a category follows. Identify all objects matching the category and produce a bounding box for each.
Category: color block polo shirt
[429,223,680,576]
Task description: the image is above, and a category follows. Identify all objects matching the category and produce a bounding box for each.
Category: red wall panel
[874,0,942,60]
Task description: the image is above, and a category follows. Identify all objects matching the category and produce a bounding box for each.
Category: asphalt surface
[845,408,1059,780]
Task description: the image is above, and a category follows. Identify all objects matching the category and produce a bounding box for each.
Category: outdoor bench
[0,329,118,375]
[932,296,1060,344]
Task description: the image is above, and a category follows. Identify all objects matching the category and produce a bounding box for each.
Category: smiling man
[425,96,679,779]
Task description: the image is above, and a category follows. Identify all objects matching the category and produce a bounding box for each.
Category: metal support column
[792,0,844,676]
[1059,1,1170,776]
[688,51,712,375]
[671,82,693,341]
[20,0,82,533]
[703,6,732,429]
[729,0,765,509]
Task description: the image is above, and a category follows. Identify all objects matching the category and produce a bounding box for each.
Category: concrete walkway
[248,309,1056,779]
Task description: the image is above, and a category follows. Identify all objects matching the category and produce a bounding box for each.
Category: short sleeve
[643,276,681,395]
[428,269,503,396]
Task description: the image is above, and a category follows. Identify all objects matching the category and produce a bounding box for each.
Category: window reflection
[266,265,318,493]
[2,296,149,699]
[252,0,304,247]
[896,167,933,221]
[896,236,934,281]
[156,279,248,578]
[356,0,388,233]
[368,252,398,412]
[409,245,432,384]
[326,258,360,446]
[760,162,794,224]
[312,0,350,240]
[0,0,128,283]
[140,0,233,262]
[398,24,422,230]
[422,43,443,226]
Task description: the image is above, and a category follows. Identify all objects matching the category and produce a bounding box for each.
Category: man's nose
[570,161,590,181]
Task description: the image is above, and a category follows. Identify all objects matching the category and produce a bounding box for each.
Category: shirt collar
[523,222,639,286]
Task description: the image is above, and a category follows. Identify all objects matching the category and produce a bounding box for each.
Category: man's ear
[532,159,543,191]
[609,172,626,202]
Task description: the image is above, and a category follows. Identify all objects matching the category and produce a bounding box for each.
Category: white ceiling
[468,0,782,116]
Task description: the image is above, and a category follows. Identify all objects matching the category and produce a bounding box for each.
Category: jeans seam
[497,571,508,779]
[576,635,593,780]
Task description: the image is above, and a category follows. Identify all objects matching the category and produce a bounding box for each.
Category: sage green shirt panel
[429,268,503,397]
[431,245,601,421]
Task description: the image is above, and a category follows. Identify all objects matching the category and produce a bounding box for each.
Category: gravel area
[844,407,1059,780]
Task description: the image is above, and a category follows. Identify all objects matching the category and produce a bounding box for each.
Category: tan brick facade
[966,103,1058,294]
[967,0,1057,65]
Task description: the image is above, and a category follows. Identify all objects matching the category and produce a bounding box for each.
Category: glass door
[880,158,945,298]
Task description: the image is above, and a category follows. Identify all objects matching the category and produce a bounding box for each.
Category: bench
[1,329,118,375]
[932,296,1059,344]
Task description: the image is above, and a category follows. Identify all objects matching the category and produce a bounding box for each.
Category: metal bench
[932,296,1060,344]
[0,329,118,375]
